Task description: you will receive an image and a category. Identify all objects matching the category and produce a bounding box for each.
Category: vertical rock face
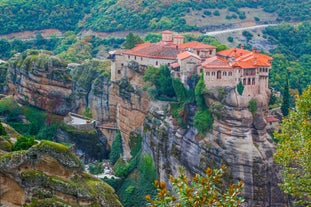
[7,50,74,115]
[109,68,150,159]
[6,50,112,119]
[143,87,286,206]
[70,60,111,122]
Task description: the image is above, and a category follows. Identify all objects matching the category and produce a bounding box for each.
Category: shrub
[0,120,6,136]
[227,36,234,43]
[213,10,220,16]
[109,131,123,165]
[194,109,214,135]
[248,99,257,114]
[13,136,37,151]
[254,17,260,21]
[237,81,244,95]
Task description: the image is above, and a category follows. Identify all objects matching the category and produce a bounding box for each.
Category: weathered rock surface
[7,50,74,115]
[0,140,123,207]
[56,124,110,161]
[109,74,150,159]
[6,50,112,119]
[143,87,287,207]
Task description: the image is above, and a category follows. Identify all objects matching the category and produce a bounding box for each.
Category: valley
[0,0,310,206]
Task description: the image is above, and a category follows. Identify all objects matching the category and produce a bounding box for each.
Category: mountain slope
[0,0,310,34]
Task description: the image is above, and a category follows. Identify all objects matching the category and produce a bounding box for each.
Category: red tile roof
[217,48,250,58]
[177,51,201,61]
[202,56,231,69]
[178,41,216,49]
[162,30,173,34]
[170,62,180,68]
[265,116,279,123]
[217,48,272,68]
[124,43,179,60]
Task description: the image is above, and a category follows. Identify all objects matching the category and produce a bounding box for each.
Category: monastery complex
[110,30,273,97]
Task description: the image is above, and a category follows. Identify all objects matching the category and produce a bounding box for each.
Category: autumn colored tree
[274,86,311,206]
[146,166,244,207]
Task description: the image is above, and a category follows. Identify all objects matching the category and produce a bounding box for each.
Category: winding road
[205,24,277,36]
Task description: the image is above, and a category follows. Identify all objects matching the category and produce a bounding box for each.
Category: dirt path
[205,24,278,36]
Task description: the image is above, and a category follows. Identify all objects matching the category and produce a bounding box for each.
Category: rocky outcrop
[6,50,111,119]
[7,50,74,115]
[109,72,150,159]
[56,123,110,161]
[70,60,111,122]
[143,86,286,207]
[0,62,9,94]
[0,140,122,207]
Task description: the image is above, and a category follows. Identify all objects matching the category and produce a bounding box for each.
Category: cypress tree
[281,77,290,116]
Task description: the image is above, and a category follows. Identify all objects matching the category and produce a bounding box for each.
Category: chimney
[241,44,244,50]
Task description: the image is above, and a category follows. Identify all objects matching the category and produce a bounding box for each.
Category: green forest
[0,0,310,34]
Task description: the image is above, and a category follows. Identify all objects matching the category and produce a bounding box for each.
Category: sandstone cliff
[7,50,73,115]
[143,87,286,207]
[6,50,111,119]
[0,140,122,207]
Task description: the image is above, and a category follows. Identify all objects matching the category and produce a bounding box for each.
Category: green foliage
[195,75,207,110]
[144,65,176,100]
[89,161,104,175]
[0,120,7,136]
[242,31,253,42]
[0,0,93,35]
[13,135,37,151]
[248,99,257,114]
[129,132,142,157]
[0,97,22,122]
[227,36,234,43]
[123,33,144,49]
[194,109,214,135]
[117,154,157,207]
[281,78,290,116]
[237,81,244,95]
[109,131,123,165]
[274,86,311,206]
[264,22,311,93]
[82,107,92,118]
[146,166,244,207]
[213,10,220,16]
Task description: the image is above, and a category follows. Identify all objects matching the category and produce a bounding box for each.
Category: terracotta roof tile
[124,44,179,60]
[217,48,250,58]
[170,62,180,68]
[202,56,231,69]
[177,51,201,61]
[178,41,216,49]
[266,116,279,122]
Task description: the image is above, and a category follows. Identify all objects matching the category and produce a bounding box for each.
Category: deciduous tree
[274,86,311,206]
[146,166,244,207]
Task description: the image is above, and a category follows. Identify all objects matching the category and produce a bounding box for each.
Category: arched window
[217,71,222,79]
[243,78,246,85]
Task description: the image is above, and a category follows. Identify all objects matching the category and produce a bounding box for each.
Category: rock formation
[0,140,122,207]
[6,50,111,119]
[143,86,287,207]
[7,50,73,115]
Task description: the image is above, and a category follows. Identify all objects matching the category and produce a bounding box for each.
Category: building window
[141,57,143,61]
[117,70,121,74]
[248,78,251,85]
[156,61,158,66]
[217,71,222,79]
[212,72,215,76]
[223,72,227,76]
[128,55,130,59]
[243,78,246,85]
[229,72,232,76]
[206,72,210,76]
[135,56,136,60]
[209,50,212,55]
[252,78,255,85]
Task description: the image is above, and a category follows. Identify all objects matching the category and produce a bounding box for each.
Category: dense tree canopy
[274,86,311,206]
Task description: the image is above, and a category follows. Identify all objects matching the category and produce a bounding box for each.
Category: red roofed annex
[110,31,273,97]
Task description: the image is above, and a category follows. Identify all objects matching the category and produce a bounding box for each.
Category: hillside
[0,0,310,34]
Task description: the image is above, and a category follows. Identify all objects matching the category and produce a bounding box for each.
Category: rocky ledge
[0,140,122,207]
[143,86,287,207]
